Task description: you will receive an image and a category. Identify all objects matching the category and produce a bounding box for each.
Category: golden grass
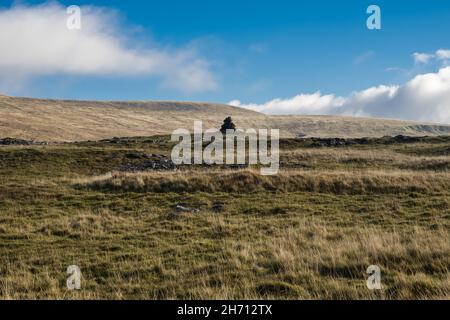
[79,169,450,194]
[281,147,450,170]
[0,96,268,141]
[1,136,449,299]
[1,95,450,141]
[219,219,450,299]
[1,213,448,299]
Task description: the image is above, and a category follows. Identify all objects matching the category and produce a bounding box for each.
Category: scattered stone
[125,152,144,159]
[0,137,47,146]
[69,221,81,229]
[391,135,421,144]
[298,135,428,147]
[309,138,347,147]
[171,203,200,214]
[142,153,167,159]
[109,137,121,144]
[167,203,202,219]
[119,159,177,172]
[101,137,142,144]
[212,202,224,212]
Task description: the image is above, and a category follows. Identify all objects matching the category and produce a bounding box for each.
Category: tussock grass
[281,148,450,171]
[220,220,450,299]
[1,136,450,299]
[79,169,450,195]
[1,213,448,299]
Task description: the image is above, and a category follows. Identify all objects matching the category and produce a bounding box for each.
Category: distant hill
[270,115,450,138]
[1,95,449,141]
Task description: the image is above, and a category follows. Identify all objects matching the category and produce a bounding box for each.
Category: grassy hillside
[0,96,269,141]
[0,136,449,299]
[1,95,450,141]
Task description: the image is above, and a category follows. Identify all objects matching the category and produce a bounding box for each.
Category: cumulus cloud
[230,67,450,124]
[436,49,450,60]
[412,49,450,66]
[0,3,217,92]
[229,92,346,115]
[436,50,450,65]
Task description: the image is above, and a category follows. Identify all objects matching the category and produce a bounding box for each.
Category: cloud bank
[230,67,450,124]
[0,3,217,92]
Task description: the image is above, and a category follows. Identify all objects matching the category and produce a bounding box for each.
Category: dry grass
[79,169,450,195]
[1,95,450,141]
[281,147,450,171]
[0,136,449,299]
[1,212,448,299]
[270,115,450,138]
[0,96,268,141]
[219,219,450,299]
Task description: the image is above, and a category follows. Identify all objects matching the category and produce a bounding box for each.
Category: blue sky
[1,1,450,122]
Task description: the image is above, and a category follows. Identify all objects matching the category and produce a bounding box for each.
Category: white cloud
[436,49,450,60]
[230,67,450,124]
[230,92,346,115]
[0,3,217,92]
[412,52,434,65]
[436,49,450,66]
[411,49,450,66]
